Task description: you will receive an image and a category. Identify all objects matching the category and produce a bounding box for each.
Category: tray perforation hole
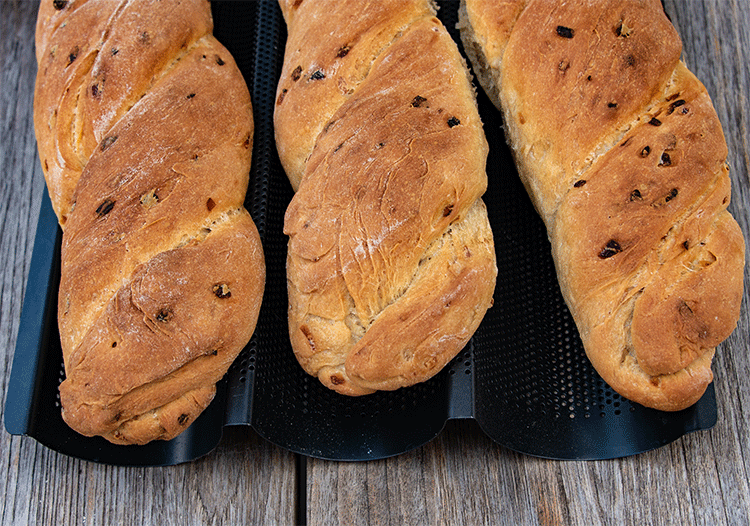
[55,360,65,408]
[448,347,473,376]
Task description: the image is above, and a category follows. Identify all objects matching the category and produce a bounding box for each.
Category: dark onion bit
[100,135,118,151]
[156,308,173,323]
[213,284,232,299]
[667,99,686,114]
[336,45,350,58]
[556,26,575,38]
[95,199,115,217]
[598,239,622,259]
[66,46,79,66]
[411,95,427,108]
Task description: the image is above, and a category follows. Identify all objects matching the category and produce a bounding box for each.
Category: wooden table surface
[1,1,748,525]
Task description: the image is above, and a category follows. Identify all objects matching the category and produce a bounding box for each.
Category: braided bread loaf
[34,0,265,444]
[459,0,745,411]
[274,0,497,396]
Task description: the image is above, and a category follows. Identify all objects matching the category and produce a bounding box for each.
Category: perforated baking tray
[4,1,716,466]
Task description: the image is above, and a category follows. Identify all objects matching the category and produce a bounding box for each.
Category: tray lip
[244,419,450,463]
[473,382,717,461]
[4,187,59,437]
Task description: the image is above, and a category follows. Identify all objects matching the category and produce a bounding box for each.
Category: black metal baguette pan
[4,1,715,466]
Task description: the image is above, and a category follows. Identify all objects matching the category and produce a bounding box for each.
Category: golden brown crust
[101,385,216,445]
[277,1,497,395]
[34,0,265,444]
[34,0,214,225]
[460,0,745,411]
[274,0,436,191]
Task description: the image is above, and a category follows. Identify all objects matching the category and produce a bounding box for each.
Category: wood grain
[1,1,748,525]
